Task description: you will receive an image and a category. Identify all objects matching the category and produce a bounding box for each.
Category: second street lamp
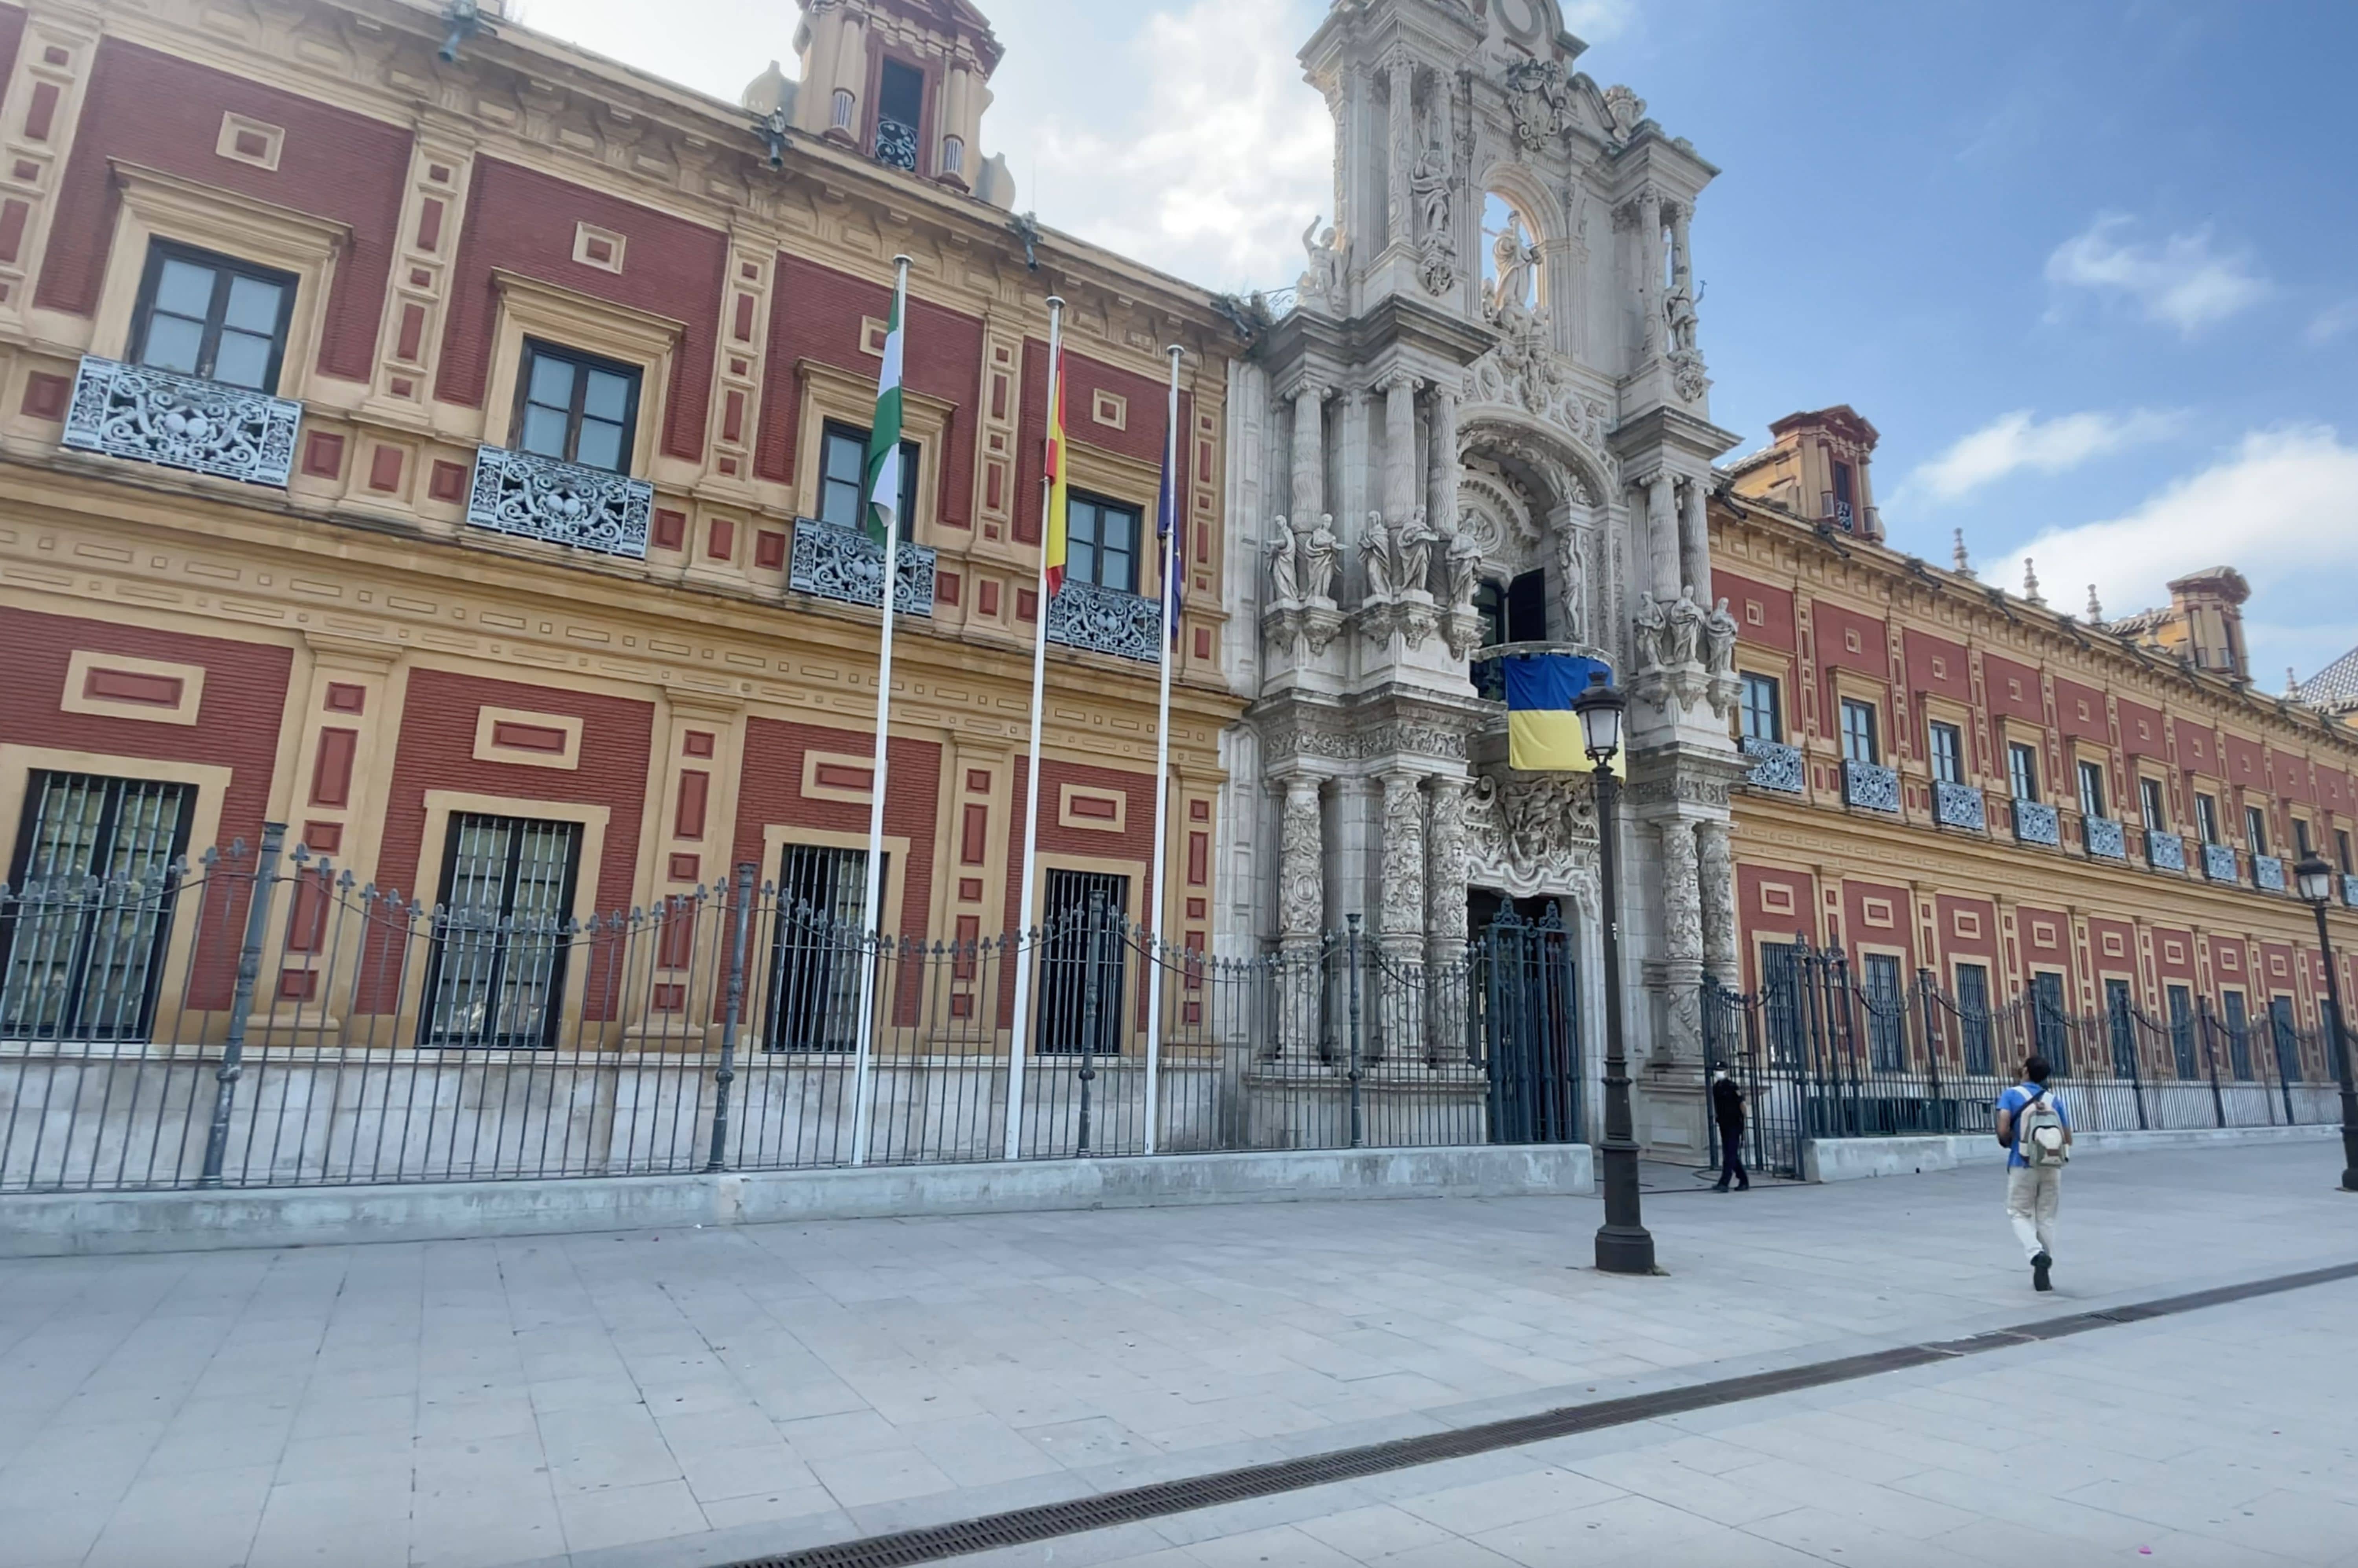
[2294,854,2358,1192]
[1575,670,1656,1275]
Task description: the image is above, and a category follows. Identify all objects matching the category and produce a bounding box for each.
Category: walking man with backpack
[1995,1054,2072,1291]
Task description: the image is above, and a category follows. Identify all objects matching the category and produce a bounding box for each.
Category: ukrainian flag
[1504,654,1622,775]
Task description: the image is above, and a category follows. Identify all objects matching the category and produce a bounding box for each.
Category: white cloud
[1904,408,2183,505]
[2045,214,2269,335]
[2307,299,2358,347]
[1993,426,2358,681]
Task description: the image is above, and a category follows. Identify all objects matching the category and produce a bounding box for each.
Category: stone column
[1276,775,1326,1062]
[1667,200,1693,301]
[1679,475,1713,605]
[1426,384,1460,535]
[1381,371,1419,535]
[1636,189,1664,358]
[1657,817,1706,1069]
[1385,56,1414,250]
[1339,386,1370,534]
[1698,819,1737,986]
[1425,774,1473,1065]
[1643,471,1680,606]
[1290,382,1326,533]
[1378,770,1427,1061]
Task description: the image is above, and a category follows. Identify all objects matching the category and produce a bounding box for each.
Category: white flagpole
[1003,295,1064,1162]
[850,253,912,1168]
[1144,344,1183,1156]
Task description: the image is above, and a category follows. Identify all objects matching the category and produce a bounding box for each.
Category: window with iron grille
[2223,991,2253,1080]
[2270,995,2302,1084]
[1929,721,1964,786]
[2167,985,2197,1080]
[1956,962,1994,1077]
[130,241,296,392]
[514,340,641,474]
[1037,869,1128,1056]
[819,420,919,541]
[875,59,925,171]
[419,814,582,1050]
[1761,942,1805,1069]
[1741,674,1783,744]
[2008,742,2040,803]
[1839,699,1879,766]
[766,844,884,1053]
[1861,952,1904,1071]
[1066,493,1143,593]
[1,772,195,1042]
[2105,978,2137,1078]
[2032,971,2070,1072]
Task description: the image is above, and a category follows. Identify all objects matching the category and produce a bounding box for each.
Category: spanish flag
[1504,653,1623,775]
[1043,347,1069,597]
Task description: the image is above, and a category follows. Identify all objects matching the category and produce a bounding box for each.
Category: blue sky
[528,0,2358,686]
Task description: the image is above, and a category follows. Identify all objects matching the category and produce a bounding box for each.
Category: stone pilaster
[1699,817,1737,983]
[1381,370,1419,529]
[1290,382,1327,531]
[1276,773,1326,1062]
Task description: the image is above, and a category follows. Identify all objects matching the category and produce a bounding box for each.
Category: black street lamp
[2293,854,2358,1192]
[1575,670,1656,1274]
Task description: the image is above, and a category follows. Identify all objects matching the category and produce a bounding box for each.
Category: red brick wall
[729,718,941,940]
[1735,864,1817,986]
[32,39,409,381]
[1718,572,1794,653]
[2117,696,2167,760]
[1981,654,2044,727]
[1902,628,1971,705]
[436,159,727,462]
[2053,678,2108,745]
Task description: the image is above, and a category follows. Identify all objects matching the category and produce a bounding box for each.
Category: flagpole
[1144,344,1184,1156]
[850,253,912,1168]
[1004,295,1064,1163]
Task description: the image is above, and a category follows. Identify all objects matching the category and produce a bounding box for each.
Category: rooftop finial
[2288,666,2303,698]
[2022,557,2045,607]
[1952,528,1974,578]
[2085,583,2104,622]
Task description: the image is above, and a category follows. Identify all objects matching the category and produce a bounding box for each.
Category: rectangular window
[2196,793,2221,846]
[2140,777,2168,832]
[1862,952,1904,1072]
[1831,460,1855,529]
[818,420,919,541]
[1928,722,1964,786]
[514,340,641,473]
[2009,742,2040,803]
[1956,963,1994,1077]
[2340,829,2354,876]
[2223,991,2253,1080]
[1739,673,1783,744]
[766,843,886,1052]
[1066,493,1143,594]
[130,241,297,392]
[1,772,195,1042]
[875,58,925,170]
[2167,985,2196,1080]
[2245,805,2268,857]
[2078,760,2109,821]
[1037,868,1128,1056]
[2270,996,2302,1084]
[420,814,582,1050]
[2032,971,2070,1073]
[2105,977,2136,1078]
[1762,942,1805,1068]
[2294,817,2314,859]
[1839,699,1878,766]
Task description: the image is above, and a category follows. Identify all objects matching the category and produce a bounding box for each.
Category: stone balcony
[1933,780,1986,832]
[788,517,936,616]
[2012,799,2062,848]
[466,446,655,559]
[1046,580,1164,663]
[61,355,301,488]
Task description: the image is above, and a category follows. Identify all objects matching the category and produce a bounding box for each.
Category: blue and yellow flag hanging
[1503,654,1623,775]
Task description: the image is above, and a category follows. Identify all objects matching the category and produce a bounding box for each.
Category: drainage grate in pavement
[720,1258,2358,1568]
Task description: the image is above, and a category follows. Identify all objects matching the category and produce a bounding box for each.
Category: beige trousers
[2006,1164,2061,1262]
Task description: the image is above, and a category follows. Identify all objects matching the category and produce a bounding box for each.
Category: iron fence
[0,830,1586,1193]
[1703,940,2346,1179]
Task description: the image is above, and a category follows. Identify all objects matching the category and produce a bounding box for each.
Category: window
[2140,777,2168,832]
[2,772,195,1042]
[1037,869,1128,1056]
[2167,985,2197,1080]
[2105,978,2136,1078]
[2270,996,2302,1084]
[130,241,296,392]
[1506,570,1548,641]
[2339,829,2354,876]
[2223,991,2253,1080]
[419,814,582,1050]
[1956,963,1994,1077]
[2196,793,2222,846]
[1928,722,1964,786]
[2245,805,2269,857]
[1831,460,1855,530]
[2294,818,2314,860]
[1839,699,1879,766]
[1066,494,1142,594]
[766,844,884,1053]
[2078,760,2109,821]
[1862,952,1904,1072]
[2032,971,2070,1073]
[514,341,640,473]
[2008,742,2040,803]
[1762,942,1805,1068]
[875,58,925,170]
[1474,579,1507,650]
[1740,674,1783,744]
[819,420,919,540]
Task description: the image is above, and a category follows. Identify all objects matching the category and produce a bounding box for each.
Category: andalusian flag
[1043,346,1069,597]
[862,272,907,545]
[1504,653,1624,775]
[1156,421,1182,639]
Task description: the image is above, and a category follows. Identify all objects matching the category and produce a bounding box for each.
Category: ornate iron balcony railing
[788,518,935,617]
[466,446,654,558]
[2084,816,2128,861]
[876,117,919,171]
[1047,579,1164,664]
[1843,760,1900,815]
[1740,737,1805,795]
[2253,854,2287,894]
[2012,799,2062,848]
[2343,874,2358,908]
[1933,780,1986,832]
[2201,843,2240,884]
[61,354,301,488]
[2147,830,2187,874]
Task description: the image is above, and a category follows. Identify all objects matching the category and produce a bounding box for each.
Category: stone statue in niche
[1302,514,1341,602]
[1266,514,1300,604]
[1667,583,1706,668]
[1359,512,1396,601]
[1413,144,1451,250]
[1633,590,1669,672]
[1555,529,1588,644]
[1299,217,1346,305]
[1445,522,1483,613]
[1704,596,1738,675]
[1665,279,1698,354]
[1486,217,1541,329]
[1398,507,1438,597]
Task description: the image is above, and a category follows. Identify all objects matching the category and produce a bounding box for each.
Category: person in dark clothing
[1710,1069,1750,1192]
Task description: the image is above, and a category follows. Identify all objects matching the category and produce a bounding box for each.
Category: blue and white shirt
[1997,1082,2070,1170]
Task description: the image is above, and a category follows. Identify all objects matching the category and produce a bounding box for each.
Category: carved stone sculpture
[1667,583,1706,668]
[1600,84,1647,145]
[1425,776,1472,947]
[1380,773,1426,942]
[1555,530,1589,644]
[1486,217,1540,327]
[1299,217,1346,304]
[1302,514,1340,602]
[1501,58,1570,152]
[1278,778,1324,939]
[1398,507,1437,597]
[1467,774,1601,892]
[1359,512,1396,602]
[1267,515,1300,604]
[1445,523,1482,614]
[1665,282,1697,354]
[1412,144,1451,250]
[1634,591,1669,672]
[1698,819,1738,978]
[1704,596,1737,675]
[1659,819,1703,963]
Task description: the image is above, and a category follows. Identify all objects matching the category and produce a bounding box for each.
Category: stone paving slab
[0,1143,2351,1568]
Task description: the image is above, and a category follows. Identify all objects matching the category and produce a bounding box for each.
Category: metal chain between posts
[199,821,285,1188]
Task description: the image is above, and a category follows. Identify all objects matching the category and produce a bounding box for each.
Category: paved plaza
[0,1144,2352,1568]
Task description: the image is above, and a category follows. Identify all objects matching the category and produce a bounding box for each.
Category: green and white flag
[862,274,907,546]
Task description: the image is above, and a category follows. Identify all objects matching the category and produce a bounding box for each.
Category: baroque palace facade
[2,0,2353,1163]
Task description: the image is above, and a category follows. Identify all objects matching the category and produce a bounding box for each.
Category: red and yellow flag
[1043,347,1069,598]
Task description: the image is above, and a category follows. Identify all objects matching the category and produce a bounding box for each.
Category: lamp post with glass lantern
[2293,855,2358,1191]
[1574,670,1656,1274]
